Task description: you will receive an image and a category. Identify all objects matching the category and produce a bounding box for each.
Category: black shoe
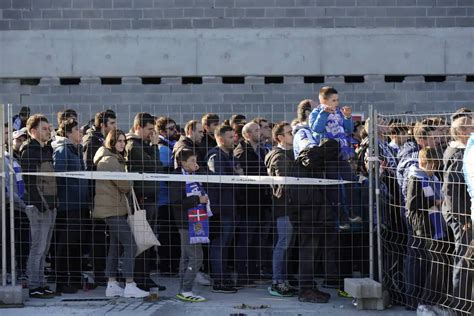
[43,286,60,296]
[212,282,237,293]
[137,283,166,291]
[29,287,54,299]
[298,288,330,303]
[57,284,78,294]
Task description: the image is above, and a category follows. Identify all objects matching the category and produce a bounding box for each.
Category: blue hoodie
[52,136,90,212]
[396,140,420,199]
[308,105,354,160]
[292,123,318,159]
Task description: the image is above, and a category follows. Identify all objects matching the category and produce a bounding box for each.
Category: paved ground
[1,276,415,316]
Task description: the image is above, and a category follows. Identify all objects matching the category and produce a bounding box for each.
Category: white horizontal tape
[19,171,356,186]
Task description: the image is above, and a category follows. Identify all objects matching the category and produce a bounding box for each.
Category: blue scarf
[183,169,213,244]
[408,165,447,240]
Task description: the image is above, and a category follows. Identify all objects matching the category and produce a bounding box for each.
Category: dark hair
[19,106,30,116]
[94,110,116,129]
[202,113,219,127]
[177,148,196,166]
[388,123,410,136]
[26,114,49,134]
[234,123,244,139]
[272,121,291,143]
[297,99,312,122]
[57,118,79,137]
[133,112,155,129]
[184,120,200,135]
[319,86,338,100]
[229,114,246,126]
[57,109,78,126]
[155,116,176,132]
[215,123,234,138]
[104,128,126,154]
[252,117,268,126]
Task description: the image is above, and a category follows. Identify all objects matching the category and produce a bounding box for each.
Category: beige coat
[92,147,132,219]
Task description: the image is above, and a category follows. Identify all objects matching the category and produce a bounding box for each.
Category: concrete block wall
[2,75,473,129]
[0,0,473,30]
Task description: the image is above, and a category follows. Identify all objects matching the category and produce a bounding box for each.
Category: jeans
[104,216,137,279]
[272,216,294,283]
[134,202,159,285]
[178,229,203,292]
[235,211,259,280]
[210,214,235,281]
[25,207,56,288]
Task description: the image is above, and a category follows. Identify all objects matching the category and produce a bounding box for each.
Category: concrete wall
[1,0,473,30]
[1,75,472,128]
[1,0,473,118]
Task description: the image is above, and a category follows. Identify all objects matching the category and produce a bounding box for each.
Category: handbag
[125,189,160,256]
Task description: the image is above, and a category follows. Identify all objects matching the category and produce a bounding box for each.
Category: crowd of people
[1,86,473,314]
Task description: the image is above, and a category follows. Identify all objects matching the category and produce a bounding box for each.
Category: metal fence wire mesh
[0,102,472,314]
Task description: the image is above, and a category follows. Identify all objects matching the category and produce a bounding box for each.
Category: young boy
[170,149,212,302]
[405,147,447,312]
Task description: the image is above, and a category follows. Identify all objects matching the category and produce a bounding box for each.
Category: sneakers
[349,216,363,223]
[298,288,330,303]
[212,281,238,293]
[43,286,59,296]
[106,281,124,298]
[195,272,211,286]
[176,291,207,302]
[268,282,293,297]
[416,304,437,316]
[124,282,149,298]
[29,287,55,299]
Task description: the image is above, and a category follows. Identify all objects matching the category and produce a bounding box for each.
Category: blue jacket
[292,123,318,159]
[52,137,90,212]
[396,140,420,199]
[205,147,237,217]
[308,105,354,160]
[157,136,175,206]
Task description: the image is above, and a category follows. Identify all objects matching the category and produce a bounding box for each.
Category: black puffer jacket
[442,141,471,228]
[234,140,272,208]
[125,133,162,203]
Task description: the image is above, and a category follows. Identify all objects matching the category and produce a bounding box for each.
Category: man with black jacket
[442,113,474,313]
[172,120,205,169]
[125,112,163,291]
[264,122,298,297]
[206,124,242,293]
[234,121,272,287]
[83,110,116,171]
[201,113,219,155]
[20,114,58,298]
[82,110,116,286]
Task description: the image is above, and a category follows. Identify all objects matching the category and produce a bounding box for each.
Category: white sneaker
[416,304,436,316]
[124,282,149,298]
[105,281,124,297]
[194,272,211,286]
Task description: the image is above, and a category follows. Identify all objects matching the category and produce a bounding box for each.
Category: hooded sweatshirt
[52,136,90,212]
